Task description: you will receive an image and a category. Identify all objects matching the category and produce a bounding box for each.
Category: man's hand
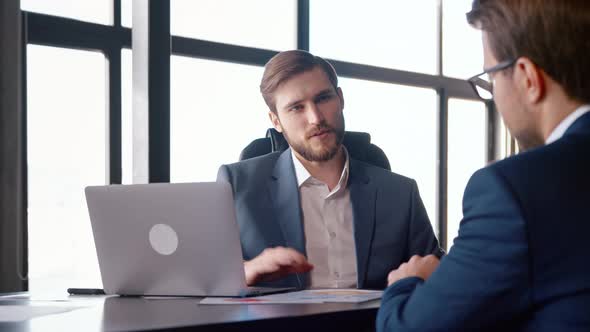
[387,254,440,287]
[244,246,314,286]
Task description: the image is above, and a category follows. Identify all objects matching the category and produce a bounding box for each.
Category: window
[171,0,296,50]
[121,0,298,50]
[340,78,438,228]
[442,0,484,78]
[27,45,106,293]
[447,98,487,249]
[170,56,269,183]
[121,0,132,27]
[14,2,494,293]
[21,0,111,25]
[172,0,296,50]
[121,49,133,184]
[311,1,438,74]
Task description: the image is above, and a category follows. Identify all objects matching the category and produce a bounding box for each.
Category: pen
[67,288,105,295]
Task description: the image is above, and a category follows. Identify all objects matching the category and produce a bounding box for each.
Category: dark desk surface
[0,293,380,331]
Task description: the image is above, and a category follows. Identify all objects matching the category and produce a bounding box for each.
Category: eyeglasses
[468,59,516,101]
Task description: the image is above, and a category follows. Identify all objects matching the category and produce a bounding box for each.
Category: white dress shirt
[546,104,590,144]
[291,148,357,288]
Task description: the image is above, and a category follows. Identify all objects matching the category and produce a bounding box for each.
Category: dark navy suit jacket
[377,112,590,332]
[218,149,440,289]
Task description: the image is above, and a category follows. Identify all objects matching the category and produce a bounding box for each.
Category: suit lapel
[348,159,377,288]
[267,149,306,256]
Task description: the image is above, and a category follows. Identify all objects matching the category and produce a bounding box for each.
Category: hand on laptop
[386,254,440,287]
[244,246,314,285]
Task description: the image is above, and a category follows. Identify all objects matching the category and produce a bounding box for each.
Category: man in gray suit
[217,50,441,289]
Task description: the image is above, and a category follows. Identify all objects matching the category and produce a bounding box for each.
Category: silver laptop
[85,182,293,297]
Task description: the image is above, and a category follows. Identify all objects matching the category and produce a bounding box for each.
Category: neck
[539,93,583,142]
[295,146,345,191]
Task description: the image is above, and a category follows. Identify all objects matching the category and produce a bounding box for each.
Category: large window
[123,0,297,51]
[27,45,106,293]
[121,49,133,184]
[447,98,487,249]
[170,57,269,183]
[171,0,297,51]
[341,78,438,225]
[311,1,438,74]
[21,0,112,25]
[443,0,484,78]
[13,1,491,293]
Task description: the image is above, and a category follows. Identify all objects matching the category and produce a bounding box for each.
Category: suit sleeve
[216,164,232,184]
[377,168,531,332]
[407,179,441,258]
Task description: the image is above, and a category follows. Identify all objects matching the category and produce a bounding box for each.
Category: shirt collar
[546,104,590,144]
[291,146,350,191]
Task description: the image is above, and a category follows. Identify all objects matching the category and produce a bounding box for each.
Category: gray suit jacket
[217,149,440,289]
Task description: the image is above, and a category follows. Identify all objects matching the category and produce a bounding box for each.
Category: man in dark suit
[377,0,590,331]
[218,50,441,289]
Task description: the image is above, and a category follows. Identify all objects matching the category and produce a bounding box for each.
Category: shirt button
[334,271,340,278]
[329,231,336,239]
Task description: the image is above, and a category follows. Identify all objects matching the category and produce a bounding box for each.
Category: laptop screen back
[85,182,247,296]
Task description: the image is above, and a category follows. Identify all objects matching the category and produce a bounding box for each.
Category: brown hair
[467,0,590,103]
[260,50,338,113]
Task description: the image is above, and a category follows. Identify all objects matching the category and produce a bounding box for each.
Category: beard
[283,118,345,162]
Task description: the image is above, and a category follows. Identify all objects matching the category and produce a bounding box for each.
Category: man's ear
[515,57,545,105]
[268,111,283,133]
[337,87,345,110]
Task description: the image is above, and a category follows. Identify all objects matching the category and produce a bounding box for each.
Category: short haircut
[467,0,590,103]
[260,50,338,113]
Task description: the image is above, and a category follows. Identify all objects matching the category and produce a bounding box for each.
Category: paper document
[0,305,82,322]
[200,289,382,305]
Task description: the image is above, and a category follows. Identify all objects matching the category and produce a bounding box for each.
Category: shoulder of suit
[475,138,588,194]
[222,151,282,171]
[350,158,415,187]
[487,139,571,176]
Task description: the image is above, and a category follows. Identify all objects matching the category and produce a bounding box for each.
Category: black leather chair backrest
[240,128,391,171]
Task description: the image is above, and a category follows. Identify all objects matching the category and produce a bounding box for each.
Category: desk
[0,293,379,331]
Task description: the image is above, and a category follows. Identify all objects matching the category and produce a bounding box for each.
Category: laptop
[85,182,293,297]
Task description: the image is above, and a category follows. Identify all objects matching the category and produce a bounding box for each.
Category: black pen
[67,288,105,295]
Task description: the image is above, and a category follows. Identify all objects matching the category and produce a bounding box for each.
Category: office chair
[240,128,391,171]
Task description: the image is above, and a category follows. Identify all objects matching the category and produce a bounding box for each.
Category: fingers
[405,254,439,268]
[385,254,442,287]
[245,247,313,285]
[272,247,313,271]
[387,268,404,286]
[408,254,421,264]
[424,254,440,262]
[387,270,396,285]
